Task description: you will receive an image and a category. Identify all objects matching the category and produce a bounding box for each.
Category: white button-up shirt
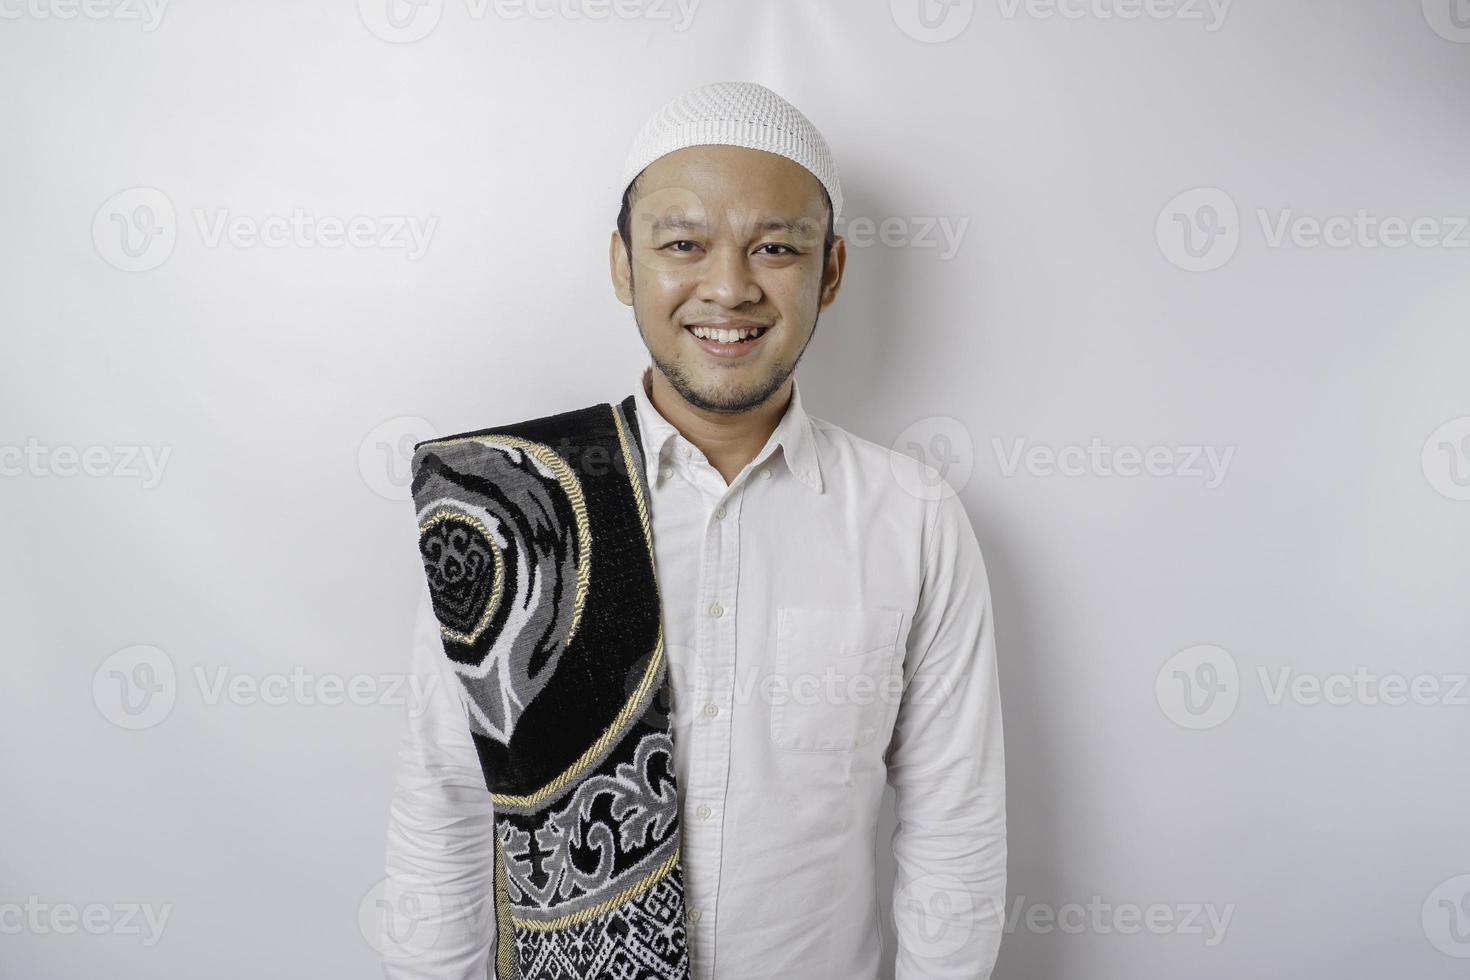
[382,365,1006,979]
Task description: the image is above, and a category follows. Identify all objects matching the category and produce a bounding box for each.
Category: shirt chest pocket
[769,605,904,753]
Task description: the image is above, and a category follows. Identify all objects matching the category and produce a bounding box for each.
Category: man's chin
[660,360,792,415]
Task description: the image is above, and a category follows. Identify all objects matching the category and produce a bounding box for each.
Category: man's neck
[644,366,789,486]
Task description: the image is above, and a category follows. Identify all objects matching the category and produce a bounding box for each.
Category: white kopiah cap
[618,80,843,224]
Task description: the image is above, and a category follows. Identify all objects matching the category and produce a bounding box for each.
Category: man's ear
[609,230,633,306]
[819,235,847,311]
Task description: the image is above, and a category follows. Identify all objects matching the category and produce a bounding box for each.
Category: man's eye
[758,243,798,256]
[662,240,698,252]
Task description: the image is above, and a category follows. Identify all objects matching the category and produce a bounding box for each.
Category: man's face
[609,144,845,414]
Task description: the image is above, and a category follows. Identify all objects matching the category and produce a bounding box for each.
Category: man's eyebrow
[647,215,816,235]
[755,217,814,235]
[648,214,706,233]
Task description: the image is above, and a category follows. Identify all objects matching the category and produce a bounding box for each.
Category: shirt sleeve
[884,485,1007,979]
[381,577,500,979]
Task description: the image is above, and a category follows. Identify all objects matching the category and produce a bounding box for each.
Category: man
[382,80,1006,979]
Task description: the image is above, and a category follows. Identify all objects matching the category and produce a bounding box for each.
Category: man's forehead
[641,142,812,178]
[637,146,826,207]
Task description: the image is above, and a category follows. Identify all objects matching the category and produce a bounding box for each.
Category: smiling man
[384,81,1006,980]
[609,136,840,483]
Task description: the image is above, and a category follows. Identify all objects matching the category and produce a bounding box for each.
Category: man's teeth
[689,325,767,343]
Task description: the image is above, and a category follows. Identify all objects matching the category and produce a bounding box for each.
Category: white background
[2,1,1468,977]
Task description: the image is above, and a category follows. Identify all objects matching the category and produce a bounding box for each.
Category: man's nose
[696,243,761,308]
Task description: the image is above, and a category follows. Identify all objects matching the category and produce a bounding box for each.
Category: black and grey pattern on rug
[409,395,692,980]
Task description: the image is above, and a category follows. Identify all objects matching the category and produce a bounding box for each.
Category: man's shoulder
[407,397,632,500]
[412,399,615,456]
[809,413,958,501]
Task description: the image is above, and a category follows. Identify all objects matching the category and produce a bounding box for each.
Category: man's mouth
[684,322,771,357]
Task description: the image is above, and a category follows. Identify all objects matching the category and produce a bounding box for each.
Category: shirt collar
[631,364,823,494]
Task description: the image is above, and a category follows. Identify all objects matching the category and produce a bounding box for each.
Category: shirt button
[659,465,673,480]
[708,601,723,617]
[703,703,719,717]
[680,445,692,457]
[696,804,712,819]
[715,504,726,519]
[687,907,701,922]
[758,467,771,479]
